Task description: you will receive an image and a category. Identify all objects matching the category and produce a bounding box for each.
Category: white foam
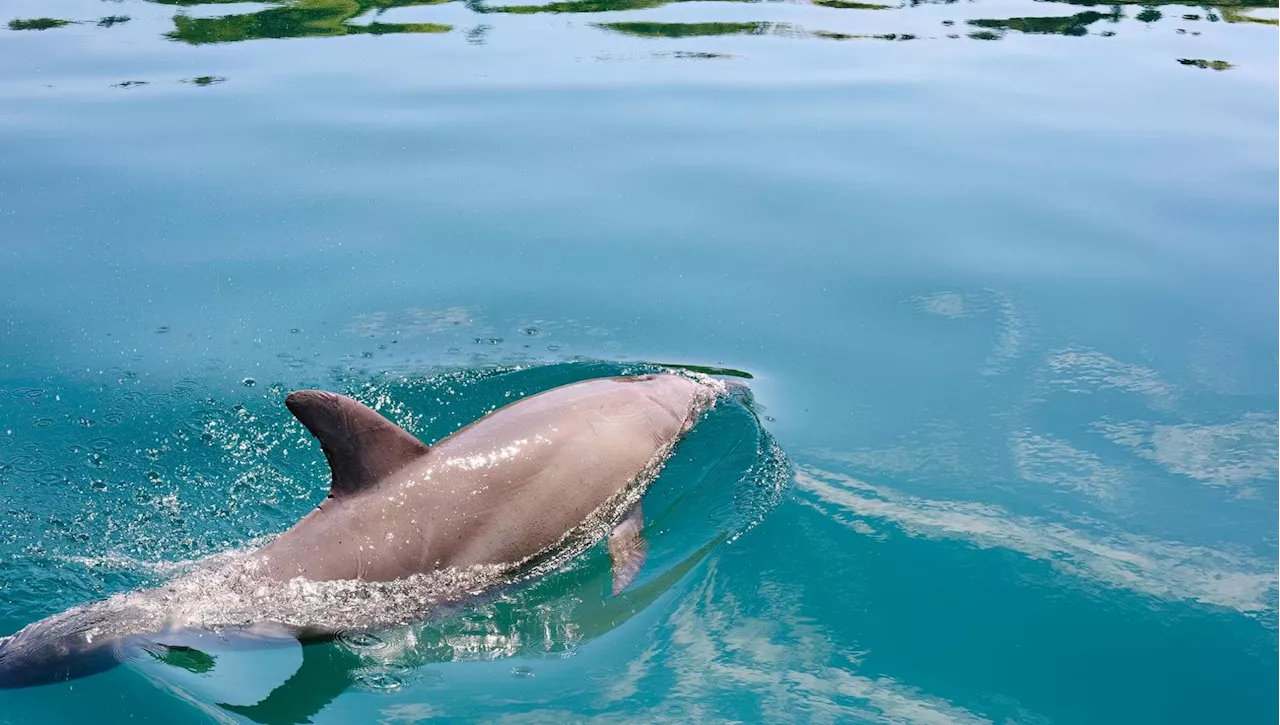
[56,546,257,577]
[1009,430,1126,502]
[915,291,976,319]
[1095,414,1277,495]
[795,465,1277,617]
[1045,348,1177,409]
[658,561,992,724]
[980,291,1028,377]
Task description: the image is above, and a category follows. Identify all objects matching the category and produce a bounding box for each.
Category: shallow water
[0,0,1277,722]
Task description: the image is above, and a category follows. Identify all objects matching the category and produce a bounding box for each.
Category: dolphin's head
[623,373,735,432]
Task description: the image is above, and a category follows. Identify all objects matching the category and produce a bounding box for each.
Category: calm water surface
[1,0,1277,722]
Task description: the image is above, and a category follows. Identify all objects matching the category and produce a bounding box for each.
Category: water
[0,0,1276,722]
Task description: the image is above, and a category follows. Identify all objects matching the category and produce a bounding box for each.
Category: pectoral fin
[607,502,647,595]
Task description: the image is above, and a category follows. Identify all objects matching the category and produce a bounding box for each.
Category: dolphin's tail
[0,610,128,689]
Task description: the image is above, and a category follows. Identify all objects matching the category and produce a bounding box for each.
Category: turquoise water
[1,0,1277,721]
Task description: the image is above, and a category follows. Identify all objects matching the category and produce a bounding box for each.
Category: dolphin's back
[253,374,705,583]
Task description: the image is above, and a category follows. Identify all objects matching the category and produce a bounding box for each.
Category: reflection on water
[969,7,1122,36]
[168,0,453,43]
[7,0,1275,51]
[8,18,74,30]
[469,0,704,13]
[599,21,775,38]
[597,20,926,40]
[1177,57,1234,70]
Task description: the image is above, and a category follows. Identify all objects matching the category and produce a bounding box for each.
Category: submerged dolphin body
[0,373,720,689]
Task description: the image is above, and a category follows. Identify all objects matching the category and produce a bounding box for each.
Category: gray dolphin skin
[0,373,719,689]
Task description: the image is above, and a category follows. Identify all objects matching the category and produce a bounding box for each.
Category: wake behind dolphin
[0,372,746,690]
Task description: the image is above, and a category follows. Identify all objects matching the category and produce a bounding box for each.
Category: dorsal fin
[284,390,429,499]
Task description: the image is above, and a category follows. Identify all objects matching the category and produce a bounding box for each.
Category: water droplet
[241,378,256,387]
[416,669,445,686]
[91,438,117,456]
[510,666,535,679]
[340,631,386,650]
[36,470,67,485]
[143,394,170,412]
[12,453,50,474]
[170,380,201,400]
[354,671,404,692]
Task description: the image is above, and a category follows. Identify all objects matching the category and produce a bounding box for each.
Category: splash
[2,363,789,697]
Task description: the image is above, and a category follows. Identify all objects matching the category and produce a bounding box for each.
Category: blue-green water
[1,0,1277,722]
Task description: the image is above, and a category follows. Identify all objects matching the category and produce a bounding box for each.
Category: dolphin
[0,373,723,690]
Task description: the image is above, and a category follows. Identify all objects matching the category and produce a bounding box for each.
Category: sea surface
[0,0,1277,722]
